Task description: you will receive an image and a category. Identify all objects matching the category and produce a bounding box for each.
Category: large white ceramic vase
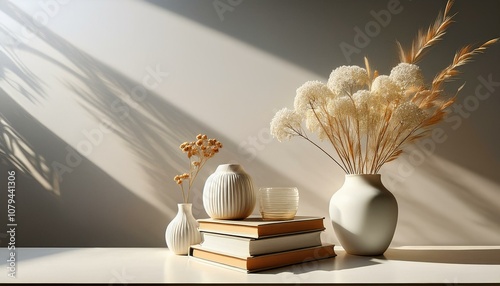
[329,174,398,256]
[203,164,256,219]
[165,203,201,255]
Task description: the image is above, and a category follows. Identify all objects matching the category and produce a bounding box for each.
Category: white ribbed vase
[165,203,201,255]
[203,164,256,219]
[329,174,398,256]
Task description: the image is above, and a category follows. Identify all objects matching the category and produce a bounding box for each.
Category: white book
[200,230,323,257]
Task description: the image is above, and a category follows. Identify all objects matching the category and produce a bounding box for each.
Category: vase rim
[218,163,241,167]
[216,163,244,172]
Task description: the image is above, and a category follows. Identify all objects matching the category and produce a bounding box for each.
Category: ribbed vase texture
[165,203,201,255]
[203,164,256,219]
[329,174,398,256]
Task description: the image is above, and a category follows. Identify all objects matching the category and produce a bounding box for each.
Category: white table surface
[1,246,499,284]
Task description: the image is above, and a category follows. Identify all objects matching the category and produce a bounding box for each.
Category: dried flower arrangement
[174,134,223,203]
[270,0,497,174]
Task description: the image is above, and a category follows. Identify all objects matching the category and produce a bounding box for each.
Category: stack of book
[189,216,336,272]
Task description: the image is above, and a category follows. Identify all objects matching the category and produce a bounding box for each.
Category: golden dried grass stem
[364,57,373,89]
[432,38,499,90]
[337,118,354,173]
[296,131,348,174]
[309,106,349,174]
[398,0,455,64]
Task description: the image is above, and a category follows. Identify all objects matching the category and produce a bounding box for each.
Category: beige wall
[0,0,499,246]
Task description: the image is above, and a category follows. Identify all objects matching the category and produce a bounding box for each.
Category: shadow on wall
[0,107,59,196]
[0,1,499,247]
[0,32,46,104]
[144,0,448,74]
[147,0,500,182]
[0,2,325,246]
[385,154,500,246]
[0,90,166,246]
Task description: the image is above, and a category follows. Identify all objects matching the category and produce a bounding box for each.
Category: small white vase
[329,174,398,256]
[203,164,256,219]
[165,203,201,255]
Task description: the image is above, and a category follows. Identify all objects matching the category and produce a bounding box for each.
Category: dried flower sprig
[174,134,223,203]
[397,0,456,64]
[271,0,497,174]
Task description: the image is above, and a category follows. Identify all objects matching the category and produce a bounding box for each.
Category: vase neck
[177,203,193,214]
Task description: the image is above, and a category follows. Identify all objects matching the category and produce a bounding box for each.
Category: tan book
[189,244,336,272]
[197,216,325,238]
[201,230,323,257]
